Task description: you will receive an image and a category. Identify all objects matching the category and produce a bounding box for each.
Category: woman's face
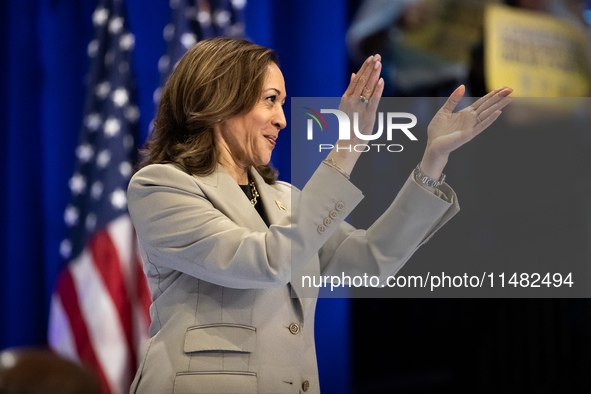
[218,63,286,167]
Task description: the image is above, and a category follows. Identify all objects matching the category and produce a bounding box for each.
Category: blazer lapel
[193,164,293,233]
[250,168,308,318]
[194,164,307,320]
[192,164,268,232]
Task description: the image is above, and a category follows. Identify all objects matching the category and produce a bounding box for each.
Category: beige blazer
[127,162,459,394]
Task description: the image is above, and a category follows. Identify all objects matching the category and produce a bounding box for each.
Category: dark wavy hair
[140,37,279,184]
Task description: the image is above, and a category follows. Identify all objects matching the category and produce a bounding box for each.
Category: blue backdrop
[0,0,351,392]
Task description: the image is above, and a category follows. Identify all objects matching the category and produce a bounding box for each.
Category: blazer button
[317,225,326,234]
[323,217,332,227]
[302,380,310,392]
[329,210,338,219]
[288,323,300,335]
[335,201,345,211]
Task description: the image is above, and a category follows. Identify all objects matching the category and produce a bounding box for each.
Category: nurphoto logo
[304,108,418,152]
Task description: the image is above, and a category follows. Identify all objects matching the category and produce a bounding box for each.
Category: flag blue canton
[153,0,247,106]
[60,0,139,262]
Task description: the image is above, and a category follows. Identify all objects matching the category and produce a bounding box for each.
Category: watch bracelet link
[414,163,446,188]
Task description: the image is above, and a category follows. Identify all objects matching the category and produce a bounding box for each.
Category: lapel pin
[275,200,286,211]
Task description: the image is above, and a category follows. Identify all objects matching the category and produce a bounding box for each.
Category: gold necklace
[249,178,259,206]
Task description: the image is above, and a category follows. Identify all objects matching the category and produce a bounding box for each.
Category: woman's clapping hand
[426,85,513,157]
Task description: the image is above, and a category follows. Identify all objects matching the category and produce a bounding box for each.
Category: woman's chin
[259,153,273,166]
[252,158,271,167]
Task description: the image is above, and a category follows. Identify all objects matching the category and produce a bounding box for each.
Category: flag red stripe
[56,268,112,394]
[90,231,137,374]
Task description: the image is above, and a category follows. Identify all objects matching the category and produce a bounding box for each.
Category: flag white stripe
[108,216,134,292]
[109,215,151,364]
[48,294,80,364]
[132,298,150,365]
[70,249,130,394]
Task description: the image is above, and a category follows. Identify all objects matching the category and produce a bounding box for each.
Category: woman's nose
[274,107,286,130]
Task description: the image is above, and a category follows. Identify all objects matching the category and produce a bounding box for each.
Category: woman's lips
[264,135,276,146]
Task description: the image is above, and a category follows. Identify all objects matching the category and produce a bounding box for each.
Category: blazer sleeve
[318,173,460,282]
[127,163,364,290]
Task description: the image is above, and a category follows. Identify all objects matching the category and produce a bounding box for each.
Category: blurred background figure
[347,0,494,96]
[347,0,591,97]
[0,347,102,394]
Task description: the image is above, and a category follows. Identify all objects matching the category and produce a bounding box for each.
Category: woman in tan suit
[127,38,511,393]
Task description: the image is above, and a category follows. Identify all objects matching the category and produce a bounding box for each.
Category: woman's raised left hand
[426,85,512,157]
[418,85,512,193]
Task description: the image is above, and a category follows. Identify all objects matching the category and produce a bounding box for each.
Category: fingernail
[378,78,384,85]
[351,73,355,81]
[374,61,380,69]
[366,55,373,63]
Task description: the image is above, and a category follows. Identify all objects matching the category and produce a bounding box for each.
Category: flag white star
[64,205,79,227]
[109,17,124,34]
[87,39,99,58]
[124,106,139,123]
[119,33,135,50]
[60,239,72,259]
[158,55,170,73]
[97,150,111,168]
[69,173,87,195]
[104,118,121,137]
[76,144,94,162]
[169,0,181,9]
[85,213,97,231]
[84,113,102,131]
[153,87,162,105]
[181,33,197,50]
[112,88,129,107]
[163,24,175,41]
[92,8,109,26]
[230,23,245,37]
[232,0,247,10]
[198,11,211,26]
[91,181,103,200]
[95,81,111,99]
[110,189,127,209]
[119,162,132,178]
[214,10,231,27]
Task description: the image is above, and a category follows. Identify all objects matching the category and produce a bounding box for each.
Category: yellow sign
[403,0,498,65]
[485,4,591,97]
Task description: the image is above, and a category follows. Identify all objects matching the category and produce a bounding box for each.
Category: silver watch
[414,163,446,188]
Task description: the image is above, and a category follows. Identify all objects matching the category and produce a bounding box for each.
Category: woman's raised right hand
[339,54,384,140]
[325,55,385,177]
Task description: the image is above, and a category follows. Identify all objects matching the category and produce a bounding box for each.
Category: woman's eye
[266,95,277,103]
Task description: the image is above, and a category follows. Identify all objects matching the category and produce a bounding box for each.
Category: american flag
[153,0,247,107]
[47,0,248,392]
[47,1,150,393]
